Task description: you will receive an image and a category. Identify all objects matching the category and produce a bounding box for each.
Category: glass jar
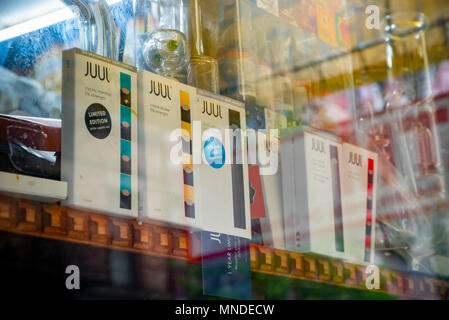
[135,0,189,82]
[383,12,445,199]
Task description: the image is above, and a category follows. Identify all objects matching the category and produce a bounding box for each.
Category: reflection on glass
[267,29,294,123]
[63,0,118,59]
[0,0,119,119]
[187,0,218,93]
[384,12,445,198]
[217,0,257,103]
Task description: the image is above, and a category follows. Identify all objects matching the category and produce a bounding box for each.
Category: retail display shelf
[292,18,449,74]
[0,194,447,299]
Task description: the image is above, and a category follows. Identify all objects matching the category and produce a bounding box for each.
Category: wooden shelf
[0,194,447,299]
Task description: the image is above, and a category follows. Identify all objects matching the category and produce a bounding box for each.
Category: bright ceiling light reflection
[0,7,74,42]
[0,0,122,43]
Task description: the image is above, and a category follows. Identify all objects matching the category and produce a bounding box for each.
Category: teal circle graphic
[204,137,225,169]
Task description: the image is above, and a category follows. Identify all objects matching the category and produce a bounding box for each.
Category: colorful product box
[249,165,267,219]
[316,4,338,47]
[336,14,351,50]
[296,1,317,34]
[340,143,378,264]
[61,48,138,217]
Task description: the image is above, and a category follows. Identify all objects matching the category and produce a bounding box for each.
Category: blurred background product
[216,0,257,103]
[186,0,219,92]
[267,27,296,125]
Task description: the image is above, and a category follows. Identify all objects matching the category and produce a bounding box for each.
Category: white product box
[257,128,286,250]
[138,72,251,239]
[0,171,67,203]
[260,170,286,249]
[138,71,199,227]
[195,91,251,239]
[341,143,378,265]
[281,127,344,258]
[61,48,138,218]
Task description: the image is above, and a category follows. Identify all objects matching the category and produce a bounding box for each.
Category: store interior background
[1,0,449,300]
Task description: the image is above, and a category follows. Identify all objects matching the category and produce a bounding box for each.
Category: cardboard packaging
[244,104,286,248]
[138,71,199,228]
[281,126,378,262]
[138,72,251,239]
[61,48,138,218]
[341,143,378,264]
[195,91,251,239]
[281,127,344,258]
[260,168,286,249]
[0,171,67,203]
[248,165,267,219]
[258,115,286,250]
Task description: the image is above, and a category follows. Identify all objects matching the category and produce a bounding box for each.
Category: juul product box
[61,48,138,217]
[138,71,199,228]
[195,91,251,239]
[138,73,251,239]
[341,143,378,265]
[281,127,344,258]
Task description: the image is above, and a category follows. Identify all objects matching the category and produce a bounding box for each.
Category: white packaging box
[61,48,138,217]
[0,172,67,203]
[138,73,251,238]
[341,143,378,265]
[195,91,251,239]
[281,127,344,258]
[138,71,199,228]
[260,108,287,249]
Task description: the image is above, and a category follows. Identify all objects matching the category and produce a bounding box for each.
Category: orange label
[316,5,337,47]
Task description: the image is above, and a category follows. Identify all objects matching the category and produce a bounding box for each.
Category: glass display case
[1,0,449,301]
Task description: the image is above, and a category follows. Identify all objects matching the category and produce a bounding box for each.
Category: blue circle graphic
[203,137,225,169]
